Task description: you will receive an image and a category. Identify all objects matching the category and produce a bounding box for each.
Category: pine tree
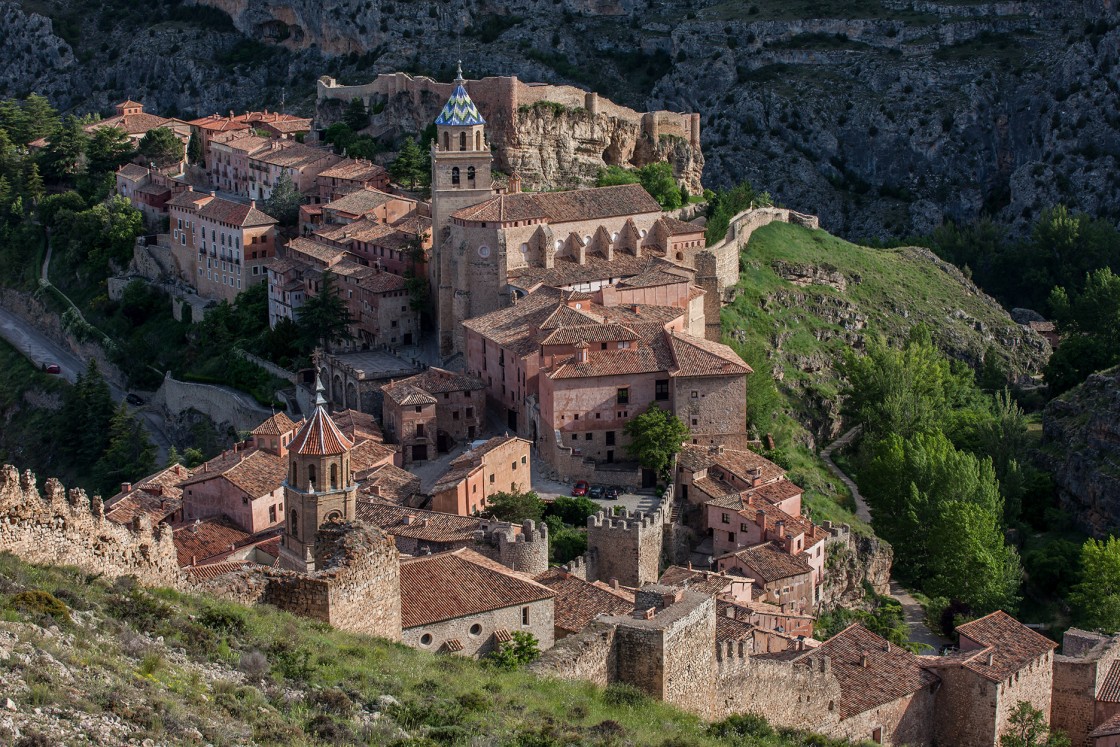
[23,162,43,206]
[262,171,301,226]
[343,97,368,132]
[165,445,183,468]
[137,127,184,169]
[388,137,427,190]
[86,126,134,174]
[94,402,156,496]
[187,132,204,166]
[296,270,353,352]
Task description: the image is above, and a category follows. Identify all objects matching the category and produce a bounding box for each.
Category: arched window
[290,509,298,536]
[459,132,467,151]
[451,167,460,185]
[467,166,476,182]
[308,464,317,488]
[442,132,449,151]
[330,463,338,489]
[475,131,481,150]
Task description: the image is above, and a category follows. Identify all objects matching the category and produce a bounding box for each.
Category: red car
[571,480,589,497]
[42,363,61,375]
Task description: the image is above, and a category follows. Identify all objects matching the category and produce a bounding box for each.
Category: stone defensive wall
[0,465,186,589]
[317,72,700,148]
[151,372,274,435]
[197,522,402,641]
[704,206,821,293]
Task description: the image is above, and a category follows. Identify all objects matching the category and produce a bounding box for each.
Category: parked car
[126,393,144,406]
[588,485,605,500]
[604,486,620,501]
[571,480,589,497]
[42,363,61,375]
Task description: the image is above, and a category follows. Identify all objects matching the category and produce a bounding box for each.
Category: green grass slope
[720,221,1049,530]
[0,554,867,746]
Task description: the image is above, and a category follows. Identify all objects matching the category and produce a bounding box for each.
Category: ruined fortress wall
[151,373,274,435]
[705,207,822,292]
[530,620,618,685]
[834,689,936,746]
[714,655,842,728]
[0,465,185,589]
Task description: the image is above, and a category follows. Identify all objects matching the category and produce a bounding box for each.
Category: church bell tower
[278,373,358,573]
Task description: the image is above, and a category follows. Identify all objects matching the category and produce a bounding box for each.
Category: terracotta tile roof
[264,118,313,134]
[252,141,334,169]
[330,409,383,442]
[658,566,740,597]
[385,367,485,399]
[184,560,251,582]
[318,158,388,182]
[535,568,635,633]
[954,610,1058,682]
[794,625,939,719]
[507,253,681,292]
[105,492,180,526]
[323,188,397,216]
[289,406,354,456]
[117,163,150,180]
[1092,711,1120,738]
[658,216,705,236]
[540,323,639,347]
[352,266,408,294]
[286,237,348,266]
[399,548,554,628]
[179,447,285,499]
[252,411,297,436]
[720,542,812,583]
[134,182,171,197]
[356,501,481,543]
[692,476,739,502]
[88,113,174,136]
[617,266,692,289]
[392,214,432,236]
[349,438,396,473]
[668,331,753,377]
[717,613,757,644]
[188,114,251,133]
[255,536,282,561]
[447,435,522,469]
[382,383,438,407]
[1099,661,1120,703]
[218,134,272,154]
[171,516,253,566]
[317,217,395,244]
[678,444,786,484]
[451,184,661,224]
[748,479,804,505]
[197,196,278,228]
[232,111,311,127]
[358,463,421,504]
[167,190,212,209]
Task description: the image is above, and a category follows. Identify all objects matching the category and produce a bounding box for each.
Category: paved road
[0,305,172,464]
[822,427,947,651]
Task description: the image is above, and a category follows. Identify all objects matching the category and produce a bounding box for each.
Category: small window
[728,531,735,542]
[585,433,592,440]
[420,633,433,646]
[452,166,460,185]
[522,607,530,626]
[655,379,669,401]
[521,456,527,464]
[616,388,629,405]
[691,390,699,398]
[469,623,482,637]
[415,406,422,413]
[721,513,730,524]
[490,473,495,483]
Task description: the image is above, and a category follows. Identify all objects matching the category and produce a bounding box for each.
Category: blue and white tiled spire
[435,61,486,126]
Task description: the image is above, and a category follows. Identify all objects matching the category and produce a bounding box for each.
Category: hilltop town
[0,68,1096,747]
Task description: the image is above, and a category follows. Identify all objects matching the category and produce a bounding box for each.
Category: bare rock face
[819,535,893,610]
[1041,366,1120,537]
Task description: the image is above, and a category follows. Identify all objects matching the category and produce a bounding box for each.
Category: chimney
[190,519,201,533]
[509,172,522,194]
[750,467,762,486]
[575,341,589,364]
[611,578,620,589]
[191,554,197,565]
[230,110,235,118]
[250,199,256,209]
[120,482,132,494]
[717,444,725,455]
[885,642,891,653]
[987,652,994,666]
[756,509,767,532]
[634,607,656,620]
[631,304,640,314]
[860,654,869,668]
[775,520,785,539]
[210,190,216,197]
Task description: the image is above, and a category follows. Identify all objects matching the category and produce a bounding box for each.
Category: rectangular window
[453,411,460,420]
[606,431,615,446]
[585,433,592,440]
[489,474,495,484]
[721,513,730,524]
[466,407,474,418]
[512,461,517,470]
[269,505,277,522]
[522,607,530,626]
[521,456,527,465]
[416,424,425,437]
[177,218,183,230]
[691,390,699,398]
[655,379,669,401]
[616,388,629,405]
[728,531,735,542]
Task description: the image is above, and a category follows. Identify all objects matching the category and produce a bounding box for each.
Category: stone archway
[346,382,357,412]
[332,374,345,408]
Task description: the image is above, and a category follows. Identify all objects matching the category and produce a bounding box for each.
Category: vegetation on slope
[0,553,865,746]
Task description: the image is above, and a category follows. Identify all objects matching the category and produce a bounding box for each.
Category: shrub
[239,650,270,680]
[198,604,248,636]
[8,590,70,623]
[603,683,648,707]
[709,712,776,739]
[485,631,541,670]
[312,687,355,716]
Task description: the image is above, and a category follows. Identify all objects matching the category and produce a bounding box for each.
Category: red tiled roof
[197,196,278,228]
[535,568,635,634]
[356,501,481,543]
[954,610,1058,682]
[323,187,398,216]
[382,383,438,407]
[252,411,297,436]
[167,189,213,209]
[668,331,753,377]
[1100,662,1120,703]
[384,367,485,396]
[188,114,251,133]
[251,141,334,169]
[716,613,757,644]
[117,163,150,180]
[184,560,251,582]
[658,566,740,597]
[794,625,939,719]
[399,548,554,628]
[318,158,388,182]
[720,542,812,583]
[658,216,705,236]
[289,406,354,456]
[451,184,661,224]
[179,447,285,499]
[357,463,421,504]
[331,409,383,442]
[1092,711,1120,738]
[88,113,175,136]
[172,516,253,566]
[677,444,786,484]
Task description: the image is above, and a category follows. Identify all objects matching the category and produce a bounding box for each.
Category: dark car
[588,485,605,500]
[126,393,144,406]
[42,363,61,375]
[604,486,620,501]
[571,480,589,497]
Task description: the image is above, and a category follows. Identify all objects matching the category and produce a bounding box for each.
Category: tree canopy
[1070,537,1120,633]
[596,163,683,210]
[480,488,545,523]
[1044,268,1120,393]
[137,127,184,169]
[296,270,353,352]
[94,401,157,497]
[1000,701,1070,747]
[388,137,428,190]
[624,405,689,482]
[343,98,368,132]
[262,171,301,226]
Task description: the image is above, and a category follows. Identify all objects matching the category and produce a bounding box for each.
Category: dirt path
[822,427,947,651]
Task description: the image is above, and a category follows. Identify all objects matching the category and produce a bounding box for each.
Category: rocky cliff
[1040,365,1120,537]
[819,534,893,610]
[5,0,1119,238]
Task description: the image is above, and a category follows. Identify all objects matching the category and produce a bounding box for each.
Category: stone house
[186,114,251,171]
[716,542,816,614]
[230,110,311,140]
[380,380,437,465]
[166,187,279,303]
[355,501,485,555]
[209,133,273,195]
[104,462,194,527]
[114,163,187,224]
[399,548,555,657]
[1053,628,1120,747]
[315,158,391,203]
[535,567,635,639]
[381,367,486,458]
[922,610,1057,747]
[178,442,288,534]
[248,140,341,202]
[430,435,532,516]
[88,100,191,151]
[356,462,422,506]
[171,515,281,568]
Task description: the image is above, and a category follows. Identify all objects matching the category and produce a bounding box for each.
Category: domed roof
[435,62,486,127]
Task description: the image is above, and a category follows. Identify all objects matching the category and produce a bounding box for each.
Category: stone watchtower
[586,508,665,587]
[430,62,495,357]
[279,374,358,573]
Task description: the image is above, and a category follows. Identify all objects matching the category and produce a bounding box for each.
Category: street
[0,305,172,463]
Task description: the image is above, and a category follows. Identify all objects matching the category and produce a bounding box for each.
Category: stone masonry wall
[151,373,274,435]
[0,465,185,589]
[401,597,554,658]
[833,689,936,746]
[1053,656,1101,747]
[714,653,841,728]
[529,620,618,686]
[586,508,664,587]
[932,666,997,747]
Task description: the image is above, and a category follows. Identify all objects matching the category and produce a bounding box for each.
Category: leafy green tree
[1045,268,1120,392]
[624,405,689,482]
[596,165,640,187]
[86,126,134,174]
[187,132,204,166]
[480,487,545,523]
[636,162,682,210]
[1000,701,1071,747]
[388,137,428,190]
[296,270,353,352]
[549,524,588,564]
[64,360,116,466]
[137,127,184,169]
[262,171,301,226]
[23,162,44,206]
[485,631,541,670]
[545,495,602,526]
[343,97,368,132]
[94,402,157,495]
[41,116,90,181]
[704,180,771,245]
[1070,537,1120,633]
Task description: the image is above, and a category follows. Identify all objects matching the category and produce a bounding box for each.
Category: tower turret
[279,372,358,572]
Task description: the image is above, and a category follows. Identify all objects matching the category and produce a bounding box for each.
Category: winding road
[821,427,947,651]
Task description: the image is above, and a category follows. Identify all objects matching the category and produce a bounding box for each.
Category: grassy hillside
[721,221,1049,531]
[0,553,866,746]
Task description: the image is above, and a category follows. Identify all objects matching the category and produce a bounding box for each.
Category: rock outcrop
[1040,366,1120,537]
[819,534,893,610]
